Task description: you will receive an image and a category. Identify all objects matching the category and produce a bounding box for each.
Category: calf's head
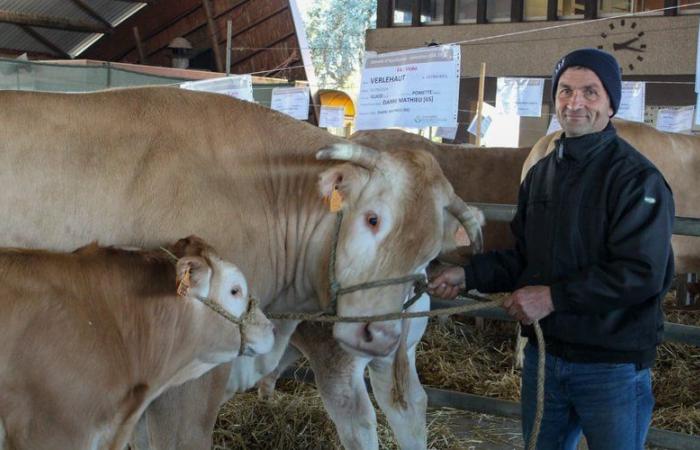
[173,237,274,357]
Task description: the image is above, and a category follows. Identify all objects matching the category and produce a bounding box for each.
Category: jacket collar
[555,121,617,163]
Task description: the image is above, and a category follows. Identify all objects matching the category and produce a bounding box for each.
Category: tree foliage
[305,0,376,89]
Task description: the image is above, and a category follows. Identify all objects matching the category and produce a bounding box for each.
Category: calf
[0,237,274,450]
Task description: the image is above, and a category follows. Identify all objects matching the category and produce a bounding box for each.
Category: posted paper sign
[696,21,700,93]
[319,106,345,128]
[468,102,520,147]
[271,87,310,120]
[435,126,458,140]
[180,75,254,102]
[355,45,460,130]
[547,115,562,134]
[616,81,645,123]
[656,106,694,133]
[495,77,545,117]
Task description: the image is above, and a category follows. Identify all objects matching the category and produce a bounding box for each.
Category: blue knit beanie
[551,48,622,116]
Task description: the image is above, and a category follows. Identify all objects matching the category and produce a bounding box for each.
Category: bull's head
[316,143,483,357]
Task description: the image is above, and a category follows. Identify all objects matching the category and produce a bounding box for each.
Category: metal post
[475,62,486,147]
[226,19,232,76]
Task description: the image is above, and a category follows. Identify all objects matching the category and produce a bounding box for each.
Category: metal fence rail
[470,202,700,237]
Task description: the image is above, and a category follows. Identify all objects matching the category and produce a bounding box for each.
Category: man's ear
[176,256,212,297]
[318,163,370,209]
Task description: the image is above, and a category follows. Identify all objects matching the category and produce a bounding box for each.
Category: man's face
[555,67,613,137]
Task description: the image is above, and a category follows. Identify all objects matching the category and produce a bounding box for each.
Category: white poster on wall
[180,75,254,102]
[547,115,562,134]
[616,81,645,123]
[468,102,520,147]
[355,45,460,130]
[656,106,694,133]
[319,106,345,128]
[696,94,700,125]
[270,87,310,120]
[495,77,545,117]
[696,21,700,93]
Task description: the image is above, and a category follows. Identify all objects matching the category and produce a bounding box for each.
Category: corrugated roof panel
[0,23,55,54]
[0,0,148,58]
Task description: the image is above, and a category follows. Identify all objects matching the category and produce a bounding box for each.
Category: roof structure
[0,0,148,59]
[0,0,308,81]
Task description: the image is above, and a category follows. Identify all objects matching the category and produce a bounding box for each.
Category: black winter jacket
[464,123,675,368]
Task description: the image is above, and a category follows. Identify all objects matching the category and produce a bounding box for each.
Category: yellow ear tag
[329,187,343,213]
[177,267,191,297]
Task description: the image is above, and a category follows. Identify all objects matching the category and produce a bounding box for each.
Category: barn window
[392,0,413,25]
[598,0,666,15]
[487,0,512,21]
[456,0,478,23]
[421,0,446,23]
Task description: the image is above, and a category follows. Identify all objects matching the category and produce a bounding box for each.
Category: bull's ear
[171,235,210,258]
[176,256,212,298]
[437,213,478,266]
[318,163,370,209]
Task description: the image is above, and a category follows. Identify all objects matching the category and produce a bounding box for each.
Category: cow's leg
[257,344,302,399]
[129,363,231,450]
[292,322,377,450]
[367,343,427,450]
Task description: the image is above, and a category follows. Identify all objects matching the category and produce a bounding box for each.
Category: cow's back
[0,87,341,301]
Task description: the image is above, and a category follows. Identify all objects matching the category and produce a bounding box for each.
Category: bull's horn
[316,143,380,170]
[446,198,484,253]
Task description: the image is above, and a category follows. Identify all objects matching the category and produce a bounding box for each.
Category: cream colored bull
[0,87,483,450]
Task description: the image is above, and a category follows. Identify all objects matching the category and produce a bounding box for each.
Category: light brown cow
[524,119,700,274]
[351,129,531,253]
[0,237,274,450]
[0,87,483,450]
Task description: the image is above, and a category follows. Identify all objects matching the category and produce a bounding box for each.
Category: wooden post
[202,0,224,73]
[132,26,147,64]
[475,62,486,147]
[226,19,232,76]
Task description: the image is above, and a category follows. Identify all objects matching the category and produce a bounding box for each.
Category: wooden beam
[476,0,487,24]
[18,25,71,58]
[444,0,455,25]
[68,0,115,32]
[132,26,147,64]
[411,0,422,26]
[376,0,392,28]
[113,1,157,3]
[511,0,524,22]
[584,0,596,19]
[547,0,557,20]
[202,0,223,72]
[664,0,678,16]
[0,9,111,34]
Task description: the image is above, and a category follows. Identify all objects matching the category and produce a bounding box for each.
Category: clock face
[597,19,647,73]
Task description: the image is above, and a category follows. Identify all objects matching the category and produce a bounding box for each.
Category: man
[429,48,674,450]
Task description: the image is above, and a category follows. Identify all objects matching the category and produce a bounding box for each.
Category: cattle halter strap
[326,210,428,316]
[159,247,263,354]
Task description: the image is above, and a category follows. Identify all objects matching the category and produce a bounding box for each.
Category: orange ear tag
[177,267,191,297]
[329,187,343,213]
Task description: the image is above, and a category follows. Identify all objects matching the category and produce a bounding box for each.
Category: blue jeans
[521,343,654,450]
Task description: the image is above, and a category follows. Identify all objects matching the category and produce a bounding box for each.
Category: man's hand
[428,266,465,299]
[502,285,554,325]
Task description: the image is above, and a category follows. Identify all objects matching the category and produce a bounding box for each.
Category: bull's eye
[366,213,380,229]
[230,287,240,296]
